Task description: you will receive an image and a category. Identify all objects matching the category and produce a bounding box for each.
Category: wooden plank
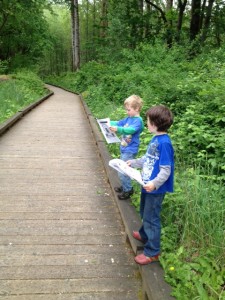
[0,201,116,212]
[0,212,118,220]
[0,278,140,297]
[0,234,123,246]
[0,292,138,300]
[0,157,104,169]
[0,264,138,280]
[0,252,131,267]
[0,244,132,256]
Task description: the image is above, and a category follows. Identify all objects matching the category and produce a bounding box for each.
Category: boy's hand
[143,182,155,192]
[126,160,132,166]
[109,126,117,132]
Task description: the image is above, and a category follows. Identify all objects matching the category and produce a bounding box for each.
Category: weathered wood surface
[0,85,142,299]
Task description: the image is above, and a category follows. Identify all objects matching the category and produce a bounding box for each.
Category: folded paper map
[109,158,144,186]
[97,118,121,144]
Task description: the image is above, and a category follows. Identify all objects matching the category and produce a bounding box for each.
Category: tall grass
[0,71,48,124]
[0,80,24,123]
[168,166,224,258]
[181,171,224,256]
[160,164,225,299]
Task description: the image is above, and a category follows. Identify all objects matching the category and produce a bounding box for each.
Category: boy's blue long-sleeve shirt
[131,134,174,193]
[110,116,144,154]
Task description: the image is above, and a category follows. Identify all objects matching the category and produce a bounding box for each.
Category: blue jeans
[118,152,136,192]
[139,192,165,257]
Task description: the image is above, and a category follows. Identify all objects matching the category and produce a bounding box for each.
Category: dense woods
[1,0,225,73]
[0,0,225,299]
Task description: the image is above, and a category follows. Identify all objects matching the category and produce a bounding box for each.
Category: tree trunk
[85,0,89,62]
[138,0,144,39]
[71,0,80,71]
[201,0,215,43]
[199,0,207,30]
[166,0,173,47]
[100,0,108,38]
[176,0,187,41]
[145,2,152,39]
[190,0,201,40]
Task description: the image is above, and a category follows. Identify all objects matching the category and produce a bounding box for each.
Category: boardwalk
[0,85,142,299]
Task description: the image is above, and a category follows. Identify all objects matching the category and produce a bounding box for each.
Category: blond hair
[124,95,143,112]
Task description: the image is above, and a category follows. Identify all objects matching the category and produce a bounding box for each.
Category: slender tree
[176,0,188,41]
[166,0,174,47]
[201,0,215,43]
[85,0,89,62]
[100,0,108,38]
[71,0,80,70]
[144,2,152,39]
[190,0,201,40]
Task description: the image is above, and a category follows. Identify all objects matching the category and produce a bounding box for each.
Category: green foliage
[169,48,225,180]
[0,0,52,72]
[0,70,48,123]
[0,60,9,75]
[160,246,225,300]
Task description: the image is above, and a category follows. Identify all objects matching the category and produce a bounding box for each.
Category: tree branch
[144,0,167,24]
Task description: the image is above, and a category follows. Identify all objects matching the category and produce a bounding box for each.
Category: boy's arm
[149,165,171,190]
[129,156,145,169]
[110,120,118,126]
[109,120,129,133]
[110,118,144,135]
[117,126,136,134]
[118,117,144,134]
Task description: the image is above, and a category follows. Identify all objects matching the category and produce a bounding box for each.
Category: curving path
[0,85,142,299]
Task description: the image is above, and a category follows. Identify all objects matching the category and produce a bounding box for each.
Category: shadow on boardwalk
[0,85,142,299]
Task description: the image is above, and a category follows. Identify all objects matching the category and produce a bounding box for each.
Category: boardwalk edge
[0,91,54,136]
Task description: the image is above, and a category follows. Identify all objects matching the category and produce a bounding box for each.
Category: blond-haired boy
[109,95,144,200]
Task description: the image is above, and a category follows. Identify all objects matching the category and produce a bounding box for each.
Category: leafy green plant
[160,247,225,300]
[0,60,9,75]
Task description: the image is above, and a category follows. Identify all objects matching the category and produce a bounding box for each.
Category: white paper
[109,158,144,186]
[97,118,121,144]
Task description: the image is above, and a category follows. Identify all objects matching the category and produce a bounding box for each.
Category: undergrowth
[0,70,48,123]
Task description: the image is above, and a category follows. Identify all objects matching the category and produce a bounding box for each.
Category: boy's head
[146,105,173,132]
[124,95,143,112]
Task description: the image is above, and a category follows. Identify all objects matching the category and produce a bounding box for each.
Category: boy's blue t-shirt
[111,116,144,155]
[141,134,174,194]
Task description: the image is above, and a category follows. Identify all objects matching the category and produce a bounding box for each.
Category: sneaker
[114,186,123,193]
[132,231,144,243]
[134,253,160,265]
[118,188,134,200]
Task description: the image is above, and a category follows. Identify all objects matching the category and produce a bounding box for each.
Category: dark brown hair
[146,105,173,132]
